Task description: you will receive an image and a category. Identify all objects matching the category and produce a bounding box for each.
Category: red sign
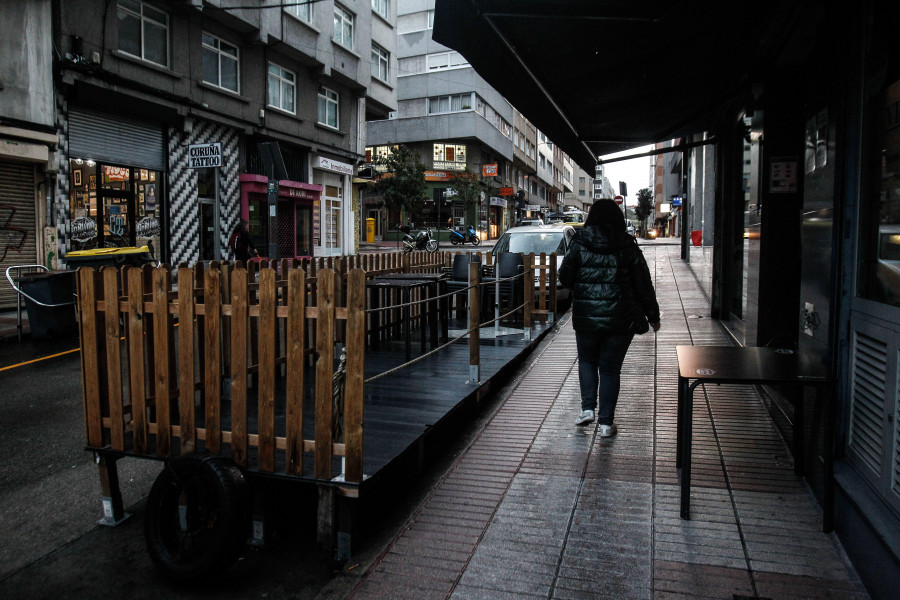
[482,164,498,177]
[614,195,624,205]
[499,187,514,196]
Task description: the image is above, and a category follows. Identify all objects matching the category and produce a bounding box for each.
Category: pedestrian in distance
[229,218,259,263]
[558,198,661,436]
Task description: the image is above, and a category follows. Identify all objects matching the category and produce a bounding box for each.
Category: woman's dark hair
[231,218,248,236]
[585,198,626,231]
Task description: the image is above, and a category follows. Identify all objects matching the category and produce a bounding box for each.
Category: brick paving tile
[344,247,868,600]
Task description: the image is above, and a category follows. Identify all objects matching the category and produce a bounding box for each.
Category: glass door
[99,165,133,248]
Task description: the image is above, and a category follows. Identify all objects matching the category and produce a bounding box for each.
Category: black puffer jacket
[558,226,660,334]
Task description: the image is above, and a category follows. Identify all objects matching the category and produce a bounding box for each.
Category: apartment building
[0,0,397,279]
[365,0,571,239]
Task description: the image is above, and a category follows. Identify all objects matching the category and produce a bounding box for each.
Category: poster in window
[89,175,97,190]
[73,170,82,187]
[145,184,158,212]
[140,169,149,181]
[149,171,156,182]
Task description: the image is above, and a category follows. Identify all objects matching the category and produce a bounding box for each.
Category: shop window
[859,77,900,307]
[202,32,240,93]
[117,0,169,68]
[68,160,162,254]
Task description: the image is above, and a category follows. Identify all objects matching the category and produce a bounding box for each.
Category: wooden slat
[78,268,103,448]
[152,267,172,457]
[524,253,534,328]
[177,266,196,454]
[101,267,125,451]
[204,267,222,453]
[344,269,365,482]
[126,267,148,453]
[285,268,306,475]
[315,269,335,479]
[230,268,248,468]
[257,267,276,472]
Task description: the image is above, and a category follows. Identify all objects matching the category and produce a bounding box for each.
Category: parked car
[626,222,636,236]
[517,218,544,227]
[490,223,575,301]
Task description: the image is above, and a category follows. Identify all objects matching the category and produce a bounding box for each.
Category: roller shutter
[0,160,38,309]
[69,107,165,171]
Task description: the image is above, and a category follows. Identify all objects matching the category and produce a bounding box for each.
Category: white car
[491,223,575,301]
[517,218,544,227]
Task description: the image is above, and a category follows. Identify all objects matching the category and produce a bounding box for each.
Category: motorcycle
[448,225,481,246]
[400,225,439,253]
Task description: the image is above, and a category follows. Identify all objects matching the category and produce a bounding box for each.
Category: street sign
[188,142,222,168]
[614,195,624,205]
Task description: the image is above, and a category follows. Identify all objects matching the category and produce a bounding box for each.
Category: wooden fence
[76,250,558,506]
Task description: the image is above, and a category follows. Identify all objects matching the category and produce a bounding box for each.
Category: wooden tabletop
[676,345,830,384]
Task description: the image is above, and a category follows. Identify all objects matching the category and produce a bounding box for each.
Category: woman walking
[229,218,259,263]
[558,199,661,436]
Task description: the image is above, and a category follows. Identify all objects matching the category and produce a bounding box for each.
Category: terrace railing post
[468,260,481,384]
[524,254,534,341]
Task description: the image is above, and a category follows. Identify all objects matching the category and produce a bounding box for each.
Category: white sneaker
[599,424,617,437]
[575,410,595,426]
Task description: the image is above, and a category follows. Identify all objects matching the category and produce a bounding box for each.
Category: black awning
[433,0,812,172]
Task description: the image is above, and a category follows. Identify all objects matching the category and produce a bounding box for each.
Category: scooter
[400,226,438,253]
[448,225,481,246]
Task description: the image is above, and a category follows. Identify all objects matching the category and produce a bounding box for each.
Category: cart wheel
[144,454,250,582]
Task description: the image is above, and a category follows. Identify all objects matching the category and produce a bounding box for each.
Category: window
[318,86,339,128]
[372,44,389,82]
[372,0,388,19]
[202,32,239,92]
[427,9,435,28]
[267,63,296,113]
[285,0,312,22]
[333,4,354,50]
[427,93,474,115]
[117,0,169,67]
[425,51,468,71]
[433,144,467,164]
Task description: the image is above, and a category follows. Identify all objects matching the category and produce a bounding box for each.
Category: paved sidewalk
[343,246,869,600]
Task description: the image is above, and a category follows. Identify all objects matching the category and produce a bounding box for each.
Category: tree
[372,144,427,226]
[446,171,489,225]
[635,187,653,233]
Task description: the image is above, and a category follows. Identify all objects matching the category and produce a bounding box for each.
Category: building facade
[0,0,397,299]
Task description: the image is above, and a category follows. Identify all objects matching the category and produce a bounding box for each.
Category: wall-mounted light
[258,108,265,119]
[86,159,95,167]
[74,158,83,165]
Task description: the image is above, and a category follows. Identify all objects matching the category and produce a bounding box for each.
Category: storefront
[312,156,352,256]
[238,175,322,260]
[65,107,165,261]
[488,196,508,238]
[67,161,163,256]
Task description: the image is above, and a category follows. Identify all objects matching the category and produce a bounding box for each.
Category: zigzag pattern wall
[167,121,239,266]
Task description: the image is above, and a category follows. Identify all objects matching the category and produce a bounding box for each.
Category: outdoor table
[367,274,447,361]
[675,345,834,531]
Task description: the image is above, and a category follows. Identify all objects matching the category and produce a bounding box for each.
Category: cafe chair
[482,252,524,325]
[442,252,474,320]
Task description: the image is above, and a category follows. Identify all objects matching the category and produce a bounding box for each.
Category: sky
[599,145,654,206]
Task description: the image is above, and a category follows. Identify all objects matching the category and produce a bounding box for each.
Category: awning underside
[434,0,812,171]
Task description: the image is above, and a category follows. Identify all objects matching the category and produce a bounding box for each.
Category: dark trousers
[575,330,634,424]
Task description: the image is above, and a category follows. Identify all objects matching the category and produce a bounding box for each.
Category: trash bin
[366,218,375,243]
[66,245,156,269]
[17,271,77,338]
[690,230,702,246]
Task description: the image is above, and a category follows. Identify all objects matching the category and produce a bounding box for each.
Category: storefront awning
[433,0,812,173]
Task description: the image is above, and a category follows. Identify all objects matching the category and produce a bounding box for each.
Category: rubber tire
[449,236,460,245]
[144,454,250,583]
[426,240,438,252]
[470,235,481,246]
